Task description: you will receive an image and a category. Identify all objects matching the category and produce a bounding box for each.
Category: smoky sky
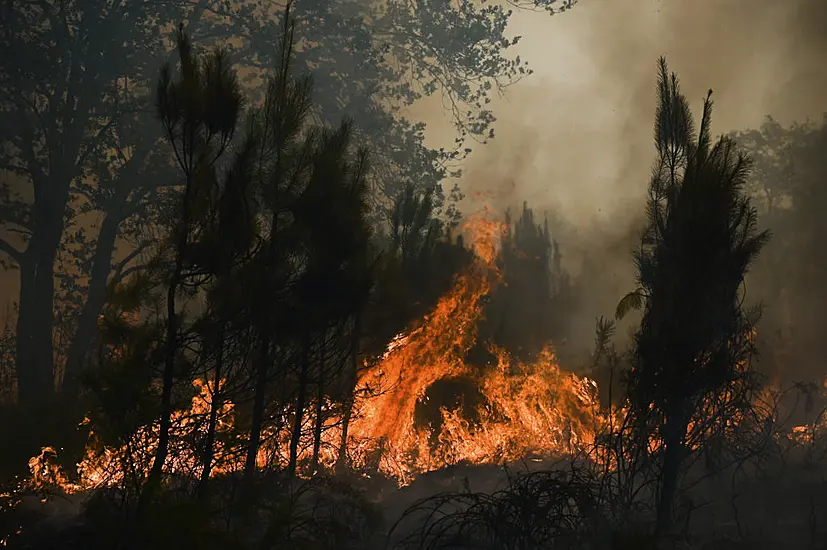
[3,0,825,365]
[411,0,827,359]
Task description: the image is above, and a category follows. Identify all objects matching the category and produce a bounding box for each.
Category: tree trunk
[63,212,119,394]
[288,342,310,477]
[336,316,360,474]
[199,325,224,495]
[143,265,182,496]
[656,409,689,540]
[142,168,194,501]
[311,343,326,474]
[336,403,352,475]
[16,191,67,406]
[245,140,283,478]
[13,70,90,405]
[16,256,56,406]
[244,337,270,479]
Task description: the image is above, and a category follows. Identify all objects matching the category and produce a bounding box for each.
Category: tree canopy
[0,0,580,416]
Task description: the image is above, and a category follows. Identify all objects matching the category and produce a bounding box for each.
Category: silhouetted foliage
[364,184,474,354]
[617,57,769,539]
[478,201,571,363]
[0,0,578,426]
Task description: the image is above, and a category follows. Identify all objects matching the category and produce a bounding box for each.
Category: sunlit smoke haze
[411,0,827,357]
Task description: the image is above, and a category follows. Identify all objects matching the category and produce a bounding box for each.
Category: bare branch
[0,236,23,263]
[110,241,151,282]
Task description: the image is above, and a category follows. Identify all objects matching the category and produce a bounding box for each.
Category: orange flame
[29,206,820,497]
[340,210,613,482]
[25,208,612,491]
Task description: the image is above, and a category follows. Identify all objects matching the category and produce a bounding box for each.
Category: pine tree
[291,120,374,475]
[475,201,569,362]
[195,122,260,493]
[144,25,242,498]
[616,58,769,538]
[238,5,376,479]
[240,4,317,479]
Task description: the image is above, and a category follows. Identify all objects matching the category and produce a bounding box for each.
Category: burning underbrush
[7,208,827,550]
[18,210,613,495]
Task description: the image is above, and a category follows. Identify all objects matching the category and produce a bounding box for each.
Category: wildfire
[425,346,605,467]
[318,209,610,482]
[344,210,507,482]
[20,208,612,493]
[28,206,821,499]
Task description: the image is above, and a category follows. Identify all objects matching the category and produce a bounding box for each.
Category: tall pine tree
[616,58,769,539]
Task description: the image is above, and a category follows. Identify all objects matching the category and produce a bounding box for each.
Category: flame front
[346,211,508,481]
[344,209,609,482]
[24,208,613,490]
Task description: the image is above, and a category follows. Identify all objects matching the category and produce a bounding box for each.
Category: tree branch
[0,236,23,263]
[110,241,152,283]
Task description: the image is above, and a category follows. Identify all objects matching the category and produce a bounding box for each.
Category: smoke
[415,0,827,361]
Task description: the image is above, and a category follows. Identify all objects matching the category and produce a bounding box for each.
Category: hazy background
[3,0,825,368]
[412,0,827,360]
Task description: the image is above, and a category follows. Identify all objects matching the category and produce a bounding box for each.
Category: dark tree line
[0,10,480,543]
[0,0,575,400]
[0,7,578,543]
[482,201,572,362]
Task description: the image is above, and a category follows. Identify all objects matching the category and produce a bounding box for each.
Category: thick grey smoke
[415,0,827,361]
